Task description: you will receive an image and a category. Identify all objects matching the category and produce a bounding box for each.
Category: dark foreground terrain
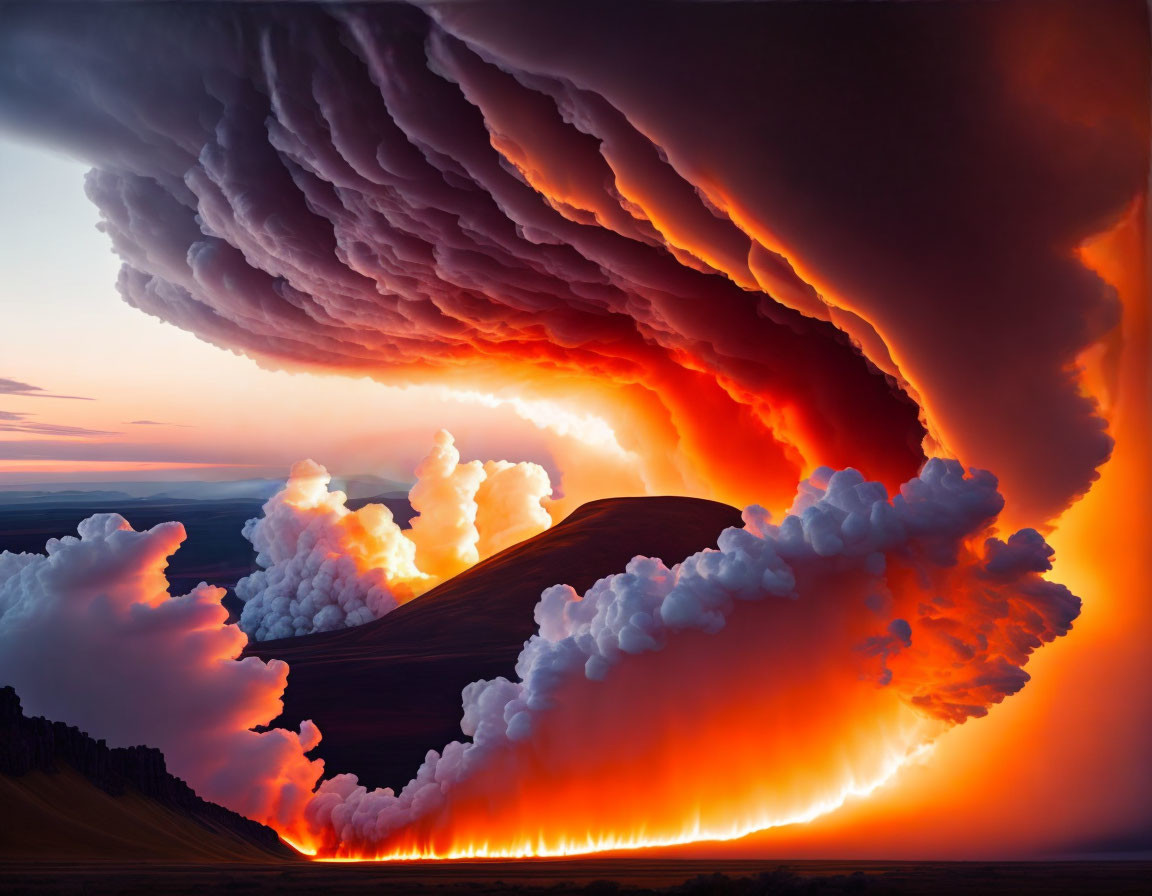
[1,858,1149,895]
[0,687,294,863]
[247,496,745,789]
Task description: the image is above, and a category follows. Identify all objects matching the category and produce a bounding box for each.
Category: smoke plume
[300,460,1078,857]
[0,459,1079,858]
[238,430,553,640]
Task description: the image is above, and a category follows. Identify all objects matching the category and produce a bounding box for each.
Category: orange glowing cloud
[236,430,555,640]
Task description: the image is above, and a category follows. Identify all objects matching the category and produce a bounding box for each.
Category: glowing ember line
[302,742,934,862]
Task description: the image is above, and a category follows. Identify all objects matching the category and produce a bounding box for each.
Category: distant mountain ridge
[0,494,416,623]
[0,475,412,506]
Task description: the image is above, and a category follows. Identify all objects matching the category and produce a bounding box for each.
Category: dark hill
[246,496,743,790]
[0,686,296,862]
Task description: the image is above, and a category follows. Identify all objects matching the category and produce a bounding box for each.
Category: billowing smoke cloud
[237,459,429,641]
[300,460,1078,857]
[237,430,553,640]
[405,431,488,582]
[475,461,553,559]
[0,514,323,840]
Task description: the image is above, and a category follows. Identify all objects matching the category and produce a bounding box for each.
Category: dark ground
[1,858,1149,895]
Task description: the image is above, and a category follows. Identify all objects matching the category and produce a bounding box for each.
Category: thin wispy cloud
[0,410,119,438]
[0,377,93,401]
[124,419,192,428]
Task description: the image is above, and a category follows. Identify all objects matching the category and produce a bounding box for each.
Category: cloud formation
[0,0,1142,860]
[0,3,1143,519]
[0,1,933,514]
[0,377,92,401]
[236,430,553,640]
[0,410,118,437]
[0,457,1080,859]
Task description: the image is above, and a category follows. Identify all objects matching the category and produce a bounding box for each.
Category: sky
[0,136,555,487]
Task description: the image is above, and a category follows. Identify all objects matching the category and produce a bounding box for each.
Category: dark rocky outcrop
[0,686,295,861]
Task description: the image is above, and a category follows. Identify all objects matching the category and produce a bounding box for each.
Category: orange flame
[308,742,936,862]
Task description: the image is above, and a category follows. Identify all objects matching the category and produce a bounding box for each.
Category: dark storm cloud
[0,0,927,510]
[0,0,1145,519]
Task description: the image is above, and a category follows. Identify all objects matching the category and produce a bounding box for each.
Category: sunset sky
[0,136,552,486]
